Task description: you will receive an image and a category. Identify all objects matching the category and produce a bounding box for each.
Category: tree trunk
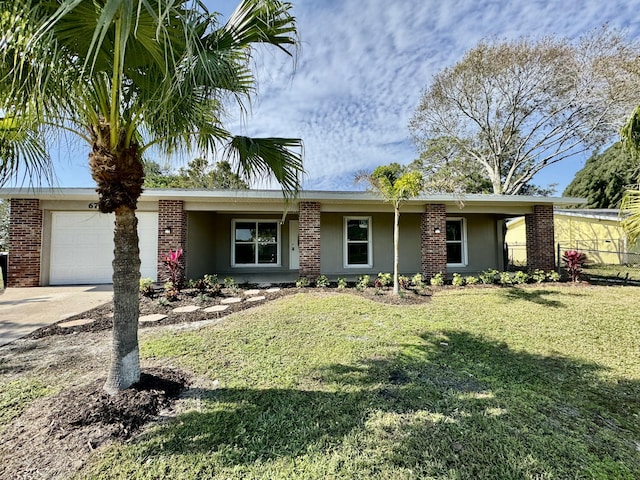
[393,204,400,295]
[104,205,141,394]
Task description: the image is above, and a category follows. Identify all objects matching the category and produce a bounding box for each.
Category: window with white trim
[344,216,372,267]
[446,218,467,266]
[232,220,280,266]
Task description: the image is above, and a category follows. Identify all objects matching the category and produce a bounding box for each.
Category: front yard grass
[77,286,639,479]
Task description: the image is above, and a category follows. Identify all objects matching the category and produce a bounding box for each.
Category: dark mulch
[49,367,190,445]
[28,284,432,340]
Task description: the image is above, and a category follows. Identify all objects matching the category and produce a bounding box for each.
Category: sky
[50,0,640,195]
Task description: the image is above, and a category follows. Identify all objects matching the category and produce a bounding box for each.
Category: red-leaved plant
[562,250,587,282]
[163,248,184,289]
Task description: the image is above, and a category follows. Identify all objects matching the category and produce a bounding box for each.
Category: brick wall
[525,204,555,271]
[299,201,321,279]
[157,200,187,283]
[8,199,42,287]
[421,204,447,280]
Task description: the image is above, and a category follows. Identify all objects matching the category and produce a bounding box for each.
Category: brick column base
[158,200,187,283]
[421,204,447,280]
[8,199,42,287]
[526,204,555,272]
[299,201,321,279]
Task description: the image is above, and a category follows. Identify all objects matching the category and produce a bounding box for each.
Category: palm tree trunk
[393,204,400,295]
[104,205,141,394]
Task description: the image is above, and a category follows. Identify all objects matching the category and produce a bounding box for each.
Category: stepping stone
[221,297,242,304]
[246,295,266,302]
[244,289,261,296]
[173,305,201,313]
[204,305,229,313]
[58,318,94,328]
[257,283,272,288]
[265,287,281,293]
[139,314,167,323]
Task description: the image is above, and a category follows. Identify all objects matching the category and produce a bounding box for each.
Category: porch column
[525,204,555,271]
[299,201,321,279]
[421,204,447,280]
[8,199,42,287]
[157,200,187,283]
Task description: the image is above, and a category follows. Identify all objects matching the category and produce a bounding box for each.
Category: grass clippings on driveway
[76,285,640,480]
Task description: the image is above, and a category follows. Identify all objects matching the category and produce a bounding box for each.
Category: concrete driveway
[0,285,113,346]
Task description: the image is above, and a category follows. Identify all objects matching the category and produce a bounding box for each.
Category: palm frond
[226,136,303,196]
[0,116,53,187]
[620,188,640,244]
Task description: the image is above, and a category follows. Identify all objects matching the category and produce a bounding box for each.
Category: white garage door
[50,211,158,285]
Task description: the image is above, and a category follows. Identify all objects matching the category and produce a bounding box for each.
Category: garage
[50,211,158,285]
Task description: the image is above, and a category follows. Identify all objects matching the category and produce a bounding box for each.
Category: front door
[289,220,299,270]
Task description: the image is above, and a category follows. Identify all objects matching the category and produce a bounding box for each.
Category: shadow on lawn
[133,331,640,478]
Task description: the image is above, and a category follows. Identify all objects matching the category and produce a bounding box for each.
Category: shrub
[562,250,587,282]
[162,248,184,289]
[499,271,512,285]
[376,272,392,288]
[452,273,464,287]
[203,274,221,294]
[513,270,530,284]
[479,269,498,284]
[430,272,444,286]
[532,269,546,283]
[315,274,330,288]
[296,277,310,288]
[356,275,371,291]
[223,276,236,289]
[398,275,410,289]
[337,277,348,289]
[464,276,478,285]
[163,281,179,301]
[139,277,155,297]
[411,273,425,288]
[547,270,561,282]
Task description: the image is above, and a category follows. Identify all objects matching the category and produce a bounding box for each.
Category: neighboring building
[0,188,582,287]
[506,209,640,266]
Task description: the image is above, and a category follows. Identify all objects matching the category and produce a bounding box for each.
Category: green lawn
[79,286,639,479]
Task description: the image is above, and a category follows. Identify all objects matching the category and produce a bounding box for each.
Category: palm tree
[356,164,423,295]
[620,105,640,244]
[0,0,303,393]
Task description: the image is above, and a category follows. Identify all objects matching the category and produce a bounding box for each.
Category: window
[344,216,372,267]
[446,218,467,266]
[232,220,280,266]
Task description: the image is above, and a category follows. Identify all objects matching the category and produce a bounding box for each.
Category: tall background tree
[409,29,640,195]
[0,0,303,393]
[356,163,422,295]
[144,159,249,189]
[620,105,640,243]
[563,142,640,208]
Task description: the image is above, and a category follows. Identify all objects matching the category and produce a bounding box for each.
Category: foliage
[315,275,330,288]
[411,273,425,288]
[88,288,640,479]
[562,250,588,282]
[143,159,250,189]
[163,282,179,302]
[356,163,423,294]
[337,277,348,289]
[451,273,464,287]
[547,271,561,282]
[0,0,303,393]
[375,272,392,288]
[532,269,547,284]
[356,275,371,291]
[139,278,155,298]
[162,249,183,290]
[464,275,479,285]
[429,272,444,286]
[223,277,236,290]
[499,271,513,285]
[513,270,530,284]
[296,277,310,288]
[563,143,640,208]
[409,29,639,195]
[479,269,499,284]
[398,275,410,289]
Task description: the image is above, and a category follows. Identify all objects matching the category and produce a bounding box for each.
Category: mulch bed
[28,284,432,340]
